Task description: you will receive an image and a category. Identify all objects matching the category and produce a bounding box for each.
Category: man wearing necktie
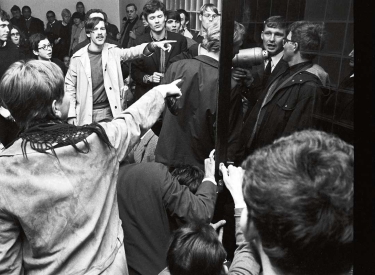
[242,16,289,113]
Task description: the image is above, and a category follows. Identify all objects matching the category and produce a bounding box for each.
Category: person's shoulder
[135,32,151,44]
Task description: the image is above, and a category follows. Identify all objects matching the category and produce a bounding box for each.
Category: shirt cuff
[143,75,151,83]
[202,177,217,186]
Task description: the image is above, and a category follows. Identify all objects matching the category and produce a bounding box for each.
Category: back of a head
[202,20,244,53]
[0,60,64,130]
[289,20,325,60]
[242,130,353,275]
[167,223,226,275]
[143,0,165,19]
[171,165,204,194]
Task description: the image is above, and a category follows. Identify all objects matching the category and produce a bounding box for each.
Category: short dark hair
[71,12,84,21]
[242,130,353,275]
[165,10,181,22]
[167,223,227,275]
[29,33,48,52]
[171,165,204,194]
[22,6,31,12]
[85,17,105,34]
[177,9,189,23]
[199,3,219,15]
[289,21,325,60]
[126,3,137,11]
[85,9,108,23]
[263,15,287,30]
[11,5,21,13]
[0,60,64,130]
[0,9,10,21]
[143,0,165,22]
[46,10,56,17]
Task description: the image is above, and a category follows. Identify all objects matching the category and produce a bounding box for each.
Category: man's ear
[86,32,90,38]
[198,14,202,22]
[33,50,39,56]
[260,31,264,41]
[186,20,189,26]
[51,99,62,118]
[294,42,299,52]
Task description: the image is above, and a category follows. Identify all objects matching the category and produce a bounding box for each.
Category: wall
[1,0,122,29]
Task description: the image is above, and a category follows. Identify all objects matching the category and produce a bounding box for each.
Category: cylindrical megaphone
[232,47,268,68]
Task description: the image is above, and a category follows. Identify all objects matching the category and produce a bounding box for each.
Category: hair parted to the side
[241,129,353,275]
[85,17,105,34]
[289,21,325,60]
[199,3,219,15]
[167,223,227,275]
[0,60,64,130]
[263,15,287,31]
[61,8,71,17]
[29,33,47,52]
[171,165,204,194]
[202,20,245,53]
[165,10,181,22]
[143,0,165,21]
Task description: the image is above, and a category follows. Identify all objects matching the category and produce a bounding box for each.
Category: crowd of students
[0,1,353,274]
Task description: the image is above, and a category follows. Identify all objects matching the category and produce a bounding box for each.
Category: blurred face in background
[10,28,20,45]
[63,56,70,68]
[126,5,137,21]
[47,12,55,24]
[141,14,148,27]
[62,13,71,24]
[22,8,32,20]
[166,18,181,33]
[76,4,85,14]
[11,9,21,20]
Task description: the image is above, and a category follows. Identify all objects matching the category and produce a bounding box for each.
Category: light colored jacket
[65,42,148,125]
[0,88,167,275]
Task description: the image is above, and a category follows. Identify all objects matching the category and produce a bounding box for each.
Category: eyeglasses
[283,38,296,46]
[38,44,53,50]
[202,13,219,20]
[11,32,20,37]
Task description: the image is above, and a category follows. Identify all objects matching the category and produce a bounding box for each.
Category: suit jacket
[243,56,289,115]
[132,31,187,101]
[20,16,44,39]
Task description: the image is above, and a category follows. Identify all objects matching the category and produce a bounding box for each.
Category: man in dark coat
[155,21,245,169]
[240,21,329,159]
[241,16,289,115]
[131,0,187,102]
[117,156,217,275]
[19,6,44,40]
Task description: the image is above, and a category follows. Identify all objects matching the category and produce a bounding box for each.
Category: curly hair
[289,21,325,60]
[242,130,353,275]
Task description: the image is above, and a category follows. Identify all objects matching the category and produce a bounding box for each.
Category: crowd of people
[0,1,353,275]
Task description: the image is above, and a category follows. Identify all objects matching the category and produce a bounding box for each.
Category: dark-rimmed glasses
[38,44,53,50]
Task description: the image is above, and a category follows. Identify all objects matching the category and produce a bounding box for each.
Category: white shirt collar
[265,51,284,72]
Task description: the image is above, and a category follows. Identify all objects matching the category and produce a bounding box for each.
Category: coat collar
[193,55,219,68]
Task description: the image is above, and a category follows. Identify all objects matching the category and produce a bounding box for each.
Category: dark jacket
[19,16,44,39]
[155,55,243,169]
[243,57,289,115]
[117,162,217,275]
[240,61,329,158]
[131,31,187,101]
